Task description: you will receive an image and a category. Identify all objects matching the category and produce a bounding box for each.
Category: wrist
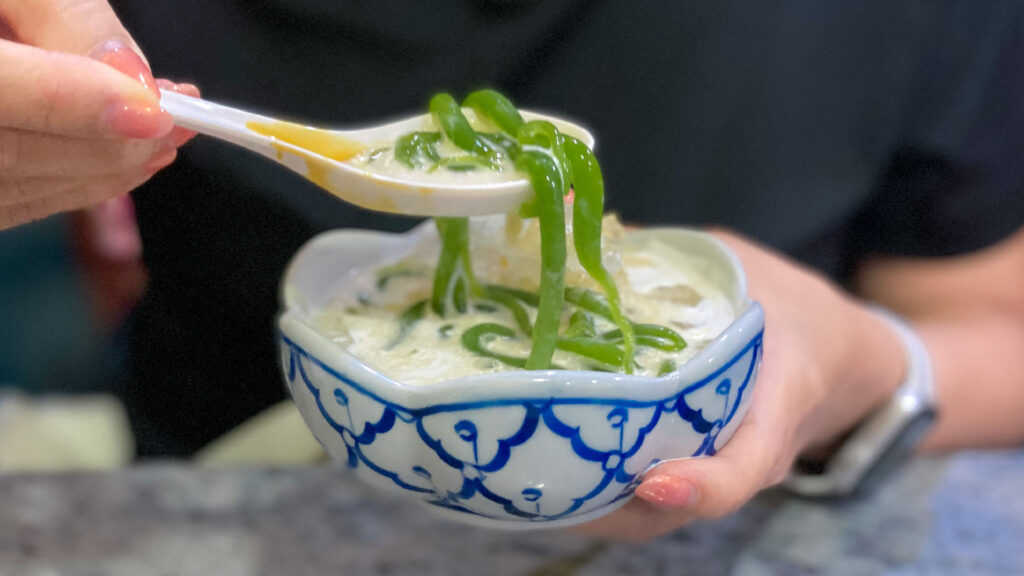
[805,297,907,448]
[787,305,938,497]
[850,302,907,403]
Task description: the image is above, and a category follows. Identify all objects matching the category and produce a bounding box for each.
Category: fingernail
[635,475,700,509]
[145,149,177,173]
[157,126,197,150]
[156,79,201,99]
[176,83,201,98]
[90,39,159,99]
[169,127,198,148]
[103,101,174,139]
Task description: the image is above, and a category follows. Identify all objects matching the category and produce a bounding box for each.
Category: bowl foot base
[418,494,634,530]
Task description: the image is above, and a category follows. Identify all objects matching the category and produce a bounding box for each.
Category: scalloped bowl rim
[278,222,763,407]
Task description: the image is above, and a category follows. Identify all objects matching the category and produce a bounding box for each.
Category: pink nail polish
[145,149,178,173]
[156,79,201,98]
[635,475,699,508]
[170,127,198,148]
[156,128,197,152]
[90,39,159,99]
[103,101,174,139]
[176,83,201,98]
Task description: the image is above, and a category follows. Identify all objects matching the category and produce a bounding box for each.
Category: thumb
[635,408,792,519]
[1,0,142,56]
[1,0,158,95]
[0,0,173,139]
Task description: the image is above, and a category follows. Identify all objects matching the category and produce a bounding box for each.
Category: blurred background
[0,208,320,471]
[0,216,111,394]
[0,213,136,470]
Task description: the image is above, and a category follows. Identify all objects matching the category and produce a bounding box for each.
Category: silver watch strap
[872,306,936,405]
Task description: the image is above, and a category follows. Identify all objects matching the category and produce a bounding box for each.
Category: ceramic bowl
[278,222,764,529]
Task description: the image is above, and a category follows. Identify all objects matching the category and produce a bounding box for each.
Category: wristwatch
[783,306,938,498]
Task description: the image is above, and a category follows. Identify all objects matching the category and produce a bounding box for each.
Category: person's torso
[118,0,931,276]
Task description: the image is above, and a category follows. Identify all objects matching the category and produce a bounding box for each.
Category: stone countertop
[1,450,1022,576]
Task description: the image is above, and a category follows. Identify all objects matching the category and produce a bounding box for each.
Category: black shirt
[114,0,1024,456]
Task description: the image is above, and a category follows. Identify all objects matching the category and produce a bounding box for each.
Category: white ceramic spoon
[159,90,594,217]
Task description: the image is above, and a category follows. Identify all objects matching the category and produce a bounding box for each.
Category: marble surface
[1,450,1022,576]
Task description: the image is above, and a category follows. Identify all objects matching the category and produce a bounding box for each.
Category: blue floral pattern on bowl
[279,224,764,529]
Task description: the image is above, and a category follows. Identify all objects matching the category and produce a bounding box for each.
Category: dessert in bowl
[277,91,764,528]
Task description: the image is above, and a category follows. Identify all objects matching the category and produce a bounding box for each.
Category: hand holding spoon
[158,90,594,217]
